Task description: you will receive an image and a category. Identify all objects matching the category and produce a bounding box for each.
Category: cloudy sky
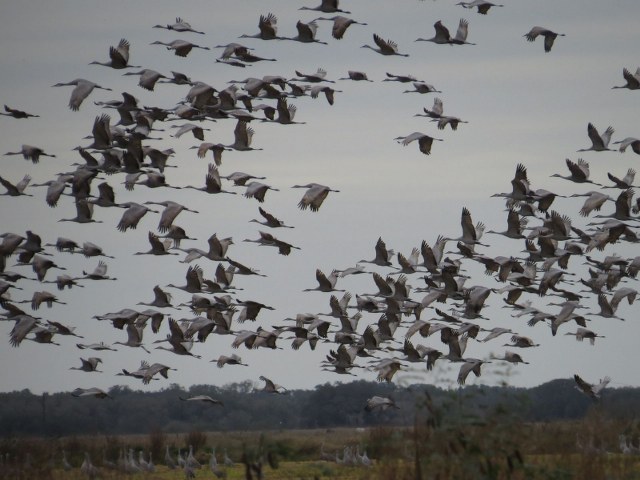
[1,0,639,395]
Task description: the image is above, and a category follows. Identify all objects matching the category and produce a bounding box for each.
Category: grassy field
[3,415,640,479]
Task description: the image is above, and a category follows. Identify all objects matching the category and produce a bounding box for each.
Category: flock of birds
[1,0,640,425]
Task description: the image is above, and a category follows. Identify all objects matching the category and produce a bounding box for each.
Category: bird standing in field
[524,26,565,52]
[292,183,339,211]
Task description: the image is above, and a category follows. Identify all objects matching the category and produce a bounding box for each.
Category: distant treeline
[1,379,639,437]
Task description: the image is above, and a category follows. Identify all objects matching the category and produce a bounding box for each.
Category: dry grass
[2,417,640,479]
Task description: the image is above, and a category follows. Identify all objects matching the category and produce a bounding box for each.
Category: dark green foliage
[1,379,639,437]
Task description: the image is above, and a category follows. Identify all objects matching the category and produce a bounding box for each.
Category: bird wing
[433,21,451,42]
[453,19,469,42]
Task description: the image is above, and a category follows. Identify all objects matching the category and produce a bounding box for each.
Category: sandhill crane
[314,15,366,39]
[243,181,279,203]
[364,395,399,412]
[171,123,210,141]
[240,12,280,40]
[250,206,294,228]
[0,174,32,197]
[578,123,615,152]
[184,163,236,195]
[395,132,442,155]
[179,233,233,263]
[70,357,103,373]
[150,39,210,57]
[480,327,514,342]
[384,72,421,83]
[564,327,605,345]
[370,357,404,383]
[138,285,173,308]
[153,17,204,34]
[551,158,601,185]
[221,171,266,187]
[227,120,262,151]
[362,34,409,57]
[574,374,611,400]
[612,137,640,155]
[504,334,539,348]
[135,231,177,256]
[158,226,196,249]
[52,79,112,111]
[214,353,248,368]
[158,70,193,86]
[165,446,177,469]
[605,168,636,190]
[300,0,350,13]
[179,394,224,406]
[258,375,287,394]
[5,144,56,163]
[76,341,117,351]
[123,69,167,91]
[415,19,474,45]
[82,260,116,281]
[71,387,112,399]
[284,20,328,45]
[24,290,66,310]
[612,67,640,90]
[491,350,528,364]
[190,144,232,166]
[403,81,441,94]
[80,451,100,478]
[113,323,150,353]
[457,0,503,14]
[116,202,158,232]
[524,27,565,52]
[293,183,339,211]
[144,200,199,233]
[90,38,139,69]
[310,85,342,105]
[339,70,372,81]
[28,254,66,281]
[9,315,39,347]
[1,105,39,118]
[304,268,343,292]
[244,231,300,256]
[458,358,490,385]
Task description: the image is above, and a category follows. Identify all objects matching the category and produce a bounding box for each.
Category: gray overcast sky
[1,0,639,395]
